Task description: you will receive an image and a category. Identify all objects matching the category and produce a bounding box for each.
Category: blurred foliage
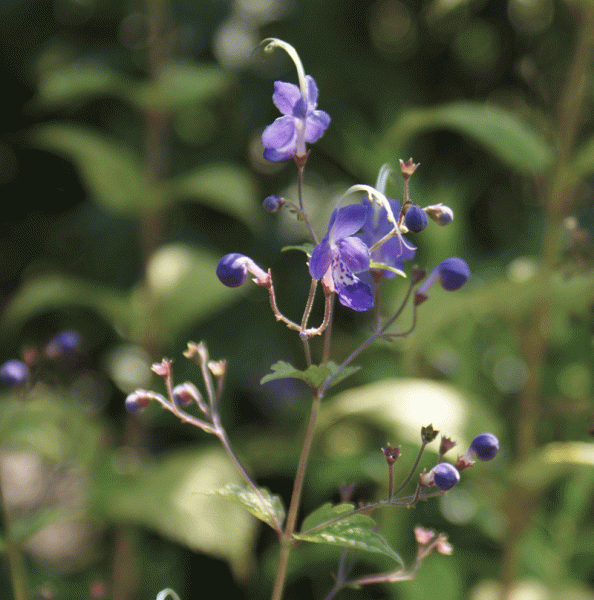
[1,0,594,599]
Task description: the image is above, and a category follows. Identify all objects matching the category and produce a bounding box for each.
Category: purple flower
[421,462,460,490]
[309,204,373,311]
[416,257,470,304]
[0,359,29,387]
[262,75,330,162]
[357,198,416,279]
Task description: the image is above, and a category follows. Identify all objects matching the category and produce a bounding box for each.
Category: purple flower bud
[46,330,81,357]
[263,195,283,213]
[404,205,428,233]
[172,382,201,407]
[469,433,499,461]
[0,359,29,386]
[431,462,460,490]
[125,389,152,413]
[216,253,269,288]
[424,204,454,226]
[416,257,470,299]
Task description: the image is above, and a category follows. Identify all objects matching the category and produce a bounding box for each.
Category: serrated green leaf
[324,362,361,389]
[295,503,404,565]
[167,163,260,232]
[29,124,155,214]
[281,243,315,256]
[260,361,332,388]
[210,483,285,530]
[383,102,553,174]
[260,360,360,390]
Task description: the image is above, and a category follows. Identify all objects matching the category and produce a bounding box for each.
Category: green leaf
[210,483,285,530]
[10,507,68,544]
[383,102,554,174]
[261,361,329,388]
[295,503,404,565]
[34,63,133,109]
[572,134,594,177]
[260,361,359,389]
[29,123,155,214]
[0,272,131,336]
[167,163,260,232]
[512,442,594,492]
[281,243,315,256]
[92,447,257,578]
[325,362,361,388]
[134,61,232,110]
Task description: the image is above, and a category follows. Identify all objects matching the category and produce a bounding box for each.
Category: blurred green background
[1,0,594,599]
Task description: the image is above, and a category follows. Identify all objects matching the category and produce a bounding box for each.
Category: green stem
[0,476,28,600]
[271,392,322,600]
[499,8,594,598]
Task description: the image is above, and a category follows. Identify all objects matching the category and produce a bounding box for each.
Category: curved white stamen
[261,38,308,103]
[375,164,392,196]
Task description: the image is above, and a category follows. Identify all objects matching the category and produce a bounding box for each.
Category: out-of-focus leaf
[211,483,285,530]
[0,272,131,335]
[29,123,155,214]
[381,102,554,174]
[571,134,594,177]
[0,393,102,464]
[295,502,404,565]
[319,377,500,454]
[407,271,594,357]
[34,63,133,109]
[92,447,257,579]
[144,243,248,344]
[134,61,232,110]
[167,163,260,231]
[512,442,594,492]
[11,507,68,544]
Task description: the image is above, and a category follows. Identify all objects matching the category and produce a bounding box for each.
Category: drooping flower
[216,253,269,288]
[262,75,330,162]
[415,257,470,304]
[309,204,374,311]
[357,198,416,279]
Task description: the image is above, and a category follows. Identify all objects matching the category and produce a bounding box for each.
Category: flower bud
[424,462,460,491]
[216,253,269,288]
[457,432,499,470]
[424,203,454,226]
[469,432,499,461]
[46,330,81,358]
[172,382,201,407]
[417,257,470,298]
[263,195,284,213]
[125,389,153,413]
[0,359,29,387]
[404,205,428,233]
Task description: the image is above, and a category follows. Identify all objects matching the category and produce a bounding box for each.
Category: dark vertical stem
[112,0,170,598]
[0,471,28,600]
[499,8,594,598]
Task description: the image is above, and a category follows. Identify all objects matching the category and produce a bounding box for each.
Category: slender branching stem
[271,392,322,600]
[296,163,318,244]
